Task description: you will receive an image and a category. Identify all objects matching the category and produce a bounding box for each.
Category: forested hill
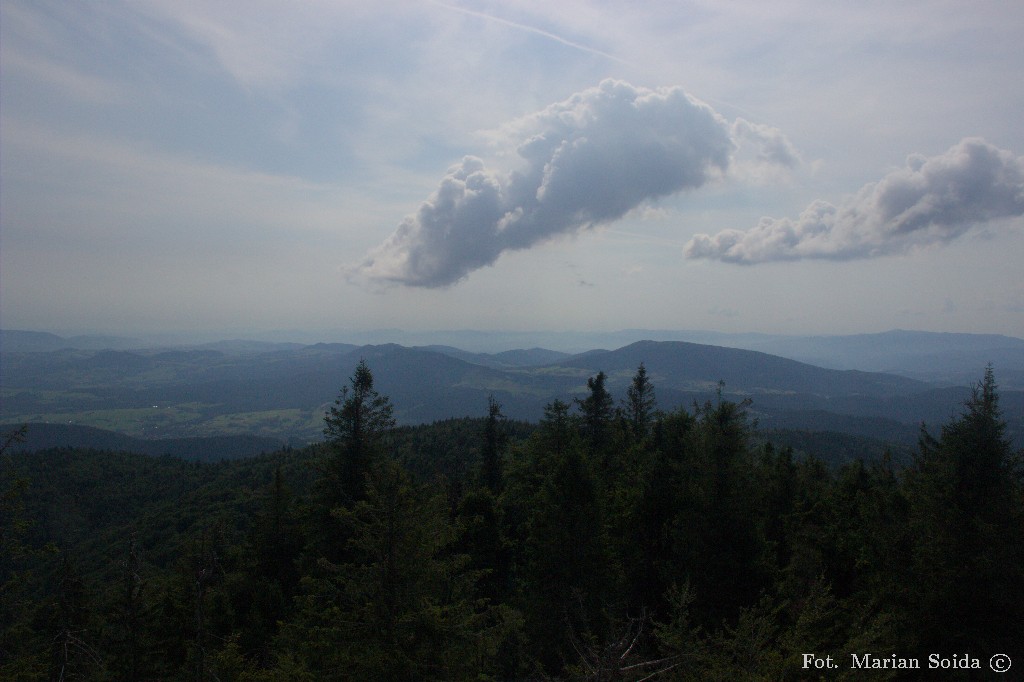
[556,340,927,396]
[5,423,283,461]
[2,365,1021,679]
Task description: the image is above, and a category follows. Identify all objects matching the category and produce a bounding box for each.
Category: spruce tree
[286,461,516,679]
[481,395,505,494]
[624,363,657,441]
[906,366,1024,659]
[322,359,396,507]
[520,401,608,674]
[576,371,615,458]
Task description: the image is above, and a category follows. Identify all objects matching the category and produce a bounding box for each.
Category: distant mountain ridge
[415,345,572,369]
[0,330,147,352]
[4,334,1021,449]
[556,340,927,397]
[4,327,1021,386]
[743,329,1024,385]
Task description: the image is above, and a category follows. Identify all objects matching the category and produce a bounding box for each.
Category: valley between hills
[3,329,1022,462]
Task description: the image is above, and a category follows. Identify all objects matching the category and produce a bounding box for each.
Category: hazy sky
[3,0,1023,339]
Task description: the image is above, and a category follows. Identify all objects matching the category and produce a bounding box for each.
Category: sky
[2,0,1023,341]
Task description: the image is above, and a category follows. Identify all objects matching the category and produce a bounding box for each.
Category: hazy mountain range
[4,327,1023,382]
[3,328,1022,456]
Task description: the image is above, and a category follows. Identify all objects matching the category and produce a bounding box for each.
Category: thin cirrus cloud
[351,79,797,288]
[685,138,1024,264]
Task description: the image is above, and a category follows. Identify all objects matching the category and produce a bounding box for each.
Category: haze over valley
[3,328,1022,460]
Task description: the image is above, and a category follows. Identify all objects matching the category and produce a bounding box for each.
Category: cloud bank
[353,79,795,287]
[685,138,1024,264]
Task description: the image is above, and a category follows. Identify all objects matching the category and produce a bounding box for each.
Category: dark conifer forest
[2,363,1022,680]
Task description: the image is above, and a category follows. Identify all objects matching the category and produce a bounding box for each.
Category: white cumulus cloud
[352,79,796,287]
[685,138,1024,264]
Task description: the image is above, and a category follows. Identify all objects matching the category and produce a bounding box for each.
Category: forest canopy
[1,364,1022,680]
